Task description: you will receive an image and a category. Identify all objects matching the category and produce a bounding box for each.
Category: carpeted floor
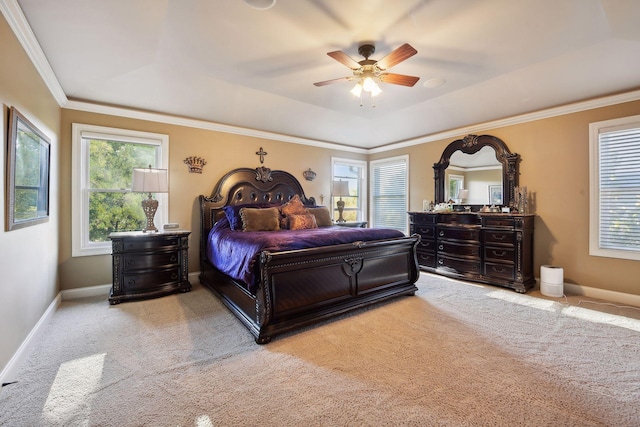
[1,273,639,426]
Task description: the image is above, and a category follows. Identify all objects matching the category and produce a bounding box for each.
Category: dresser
[409,212,535,293]
[109,230,191,304]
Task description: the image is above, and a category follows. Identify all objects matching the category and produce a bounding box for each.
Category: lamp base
[141,194,159,233]
[336,199,346,223]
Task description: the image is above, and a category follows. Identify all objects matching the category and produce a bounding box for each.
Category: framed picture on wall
[5,107,51,231]
[488,185,502,205]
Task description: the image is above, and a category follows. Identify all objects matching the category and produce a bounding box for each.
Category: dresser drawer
[411,224,435,238]
[416,251,436,268]
[484,262,515,280]
[484,246,515,262]
[437,255,482,275]
[417,238,436,252]
[483,217,516,228]
[438,241,481,258]
[409,213,437,225]
[123,251,180,271]
[437,226,480,242]
[483,230,514,246]
[123,236,180,251]
[121,268,181,292]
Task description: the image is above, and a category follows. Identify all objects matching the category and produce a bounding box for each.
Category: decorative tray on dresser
[108,230,191,304]
[408,212,535,293]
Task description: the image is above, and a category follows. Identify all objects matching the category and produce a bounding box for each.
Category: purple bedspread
[206,217,405,293]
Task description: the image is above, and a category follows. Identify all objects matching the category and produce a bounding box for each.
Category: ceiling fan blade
[313,77,352,87]
[375,43,418,70]
[327,50,362,69]
[379,73,420,87]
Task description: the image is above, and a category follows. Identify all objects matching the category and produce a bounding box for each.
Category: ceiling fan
[313,43,420,104]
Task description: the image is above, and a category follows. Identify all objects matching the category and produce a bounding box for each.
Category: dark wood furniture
[199,166,420,343]
[335,221,368,228]
[109,230,191,304]
[409,212,535,293]
[433,134,520,209]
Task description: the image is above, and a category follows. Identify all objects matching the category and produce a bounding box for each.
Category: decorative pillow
[307,206,333,227]
[279,194,308,217]
[240,207,281,232]
[224,203,277,230]
[287,213,318,230]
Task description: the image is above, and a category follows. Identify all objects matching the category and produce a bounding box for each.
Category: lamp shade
[332,180,349,197]
[458,189,469,200]
[131,167,169,193]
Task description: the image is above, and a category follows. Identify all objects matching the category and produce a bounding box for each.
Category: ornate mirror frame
[433,134,520,207]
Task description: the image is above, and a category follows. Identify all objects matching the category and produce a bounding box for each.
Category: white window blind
[370,156,408,233]
[590,116,640,261]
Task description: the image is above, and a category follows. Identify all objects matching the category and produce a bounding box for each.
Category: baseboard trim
[563,282,640,308]
[0,292,61,389]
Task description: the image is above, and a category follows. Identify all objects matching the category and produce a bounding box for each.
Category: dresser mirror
[433,134,520,208]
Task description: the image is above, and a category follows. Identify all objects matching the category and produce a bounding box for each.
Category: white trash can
[540,265,564,297]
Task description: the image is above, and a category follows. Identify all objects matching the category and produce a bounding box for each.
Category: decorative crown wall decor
[303,168,316,181]
[184,156,207,173]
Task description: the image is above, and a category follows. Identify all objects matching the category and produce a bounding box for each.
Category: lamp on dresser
[332,180,349,223]
[131,165,168,232]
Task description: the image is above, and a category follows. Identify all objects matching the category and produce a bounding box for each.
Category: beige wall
[372,100,640,296]
[59,109,366,289]
[0,14,61,377]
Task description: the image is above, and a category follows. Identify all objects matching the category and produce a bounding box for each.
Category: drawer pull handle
[492,266,506,273]
[127,279,135,285]
[171,273,178,280]
[493,250,506,257]
[438,245,444,250]
[170,255,177,262]
[492,234,506,241]
[126,260,135,267]
[439,230,445,237]
[438,259,444,265]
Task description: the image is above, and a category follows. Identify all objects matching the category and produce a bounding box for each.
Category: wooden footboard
[200,234,420,343]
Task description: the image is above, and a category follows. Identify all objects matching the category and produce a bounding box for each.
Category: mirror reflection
[447,146,502,205]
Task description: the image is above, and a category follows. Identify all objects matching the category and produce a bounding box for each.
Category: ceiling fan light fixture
[350,83,363,97]
[243,0,276,10]
[362,76,379,93]
[369,82,382,97]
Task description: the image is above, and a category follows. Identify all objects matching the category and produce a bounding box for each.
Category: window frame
[330,157,367,222]
[589,114,640,261]
[72,124,169,257]
[369,155,409,233]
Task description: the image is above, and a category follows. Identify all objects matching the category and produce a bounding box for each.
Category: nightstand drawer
[123,236,180,251]
[109,230,191,304]
[122,268,181,292]
[123,251,179,271]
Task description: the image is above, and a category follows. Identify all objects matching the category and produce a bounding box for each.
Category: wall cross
[256,147,268,164]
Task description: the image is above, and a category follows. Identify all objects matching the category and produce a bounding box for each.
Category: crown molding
[0,0,67,105]
[4,0,640,155]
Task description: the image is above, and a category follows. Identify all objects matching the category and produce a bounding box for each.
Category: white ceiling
[9,0,640,150]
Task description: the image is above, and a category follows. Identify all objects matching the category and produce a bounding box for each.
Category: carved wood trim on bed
[199,166,420,343]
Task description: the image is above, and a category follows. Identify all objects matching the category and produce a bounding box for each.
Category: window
[370,155,408,233]
[448,174,464,202]
[589,115,640,261]
[72,124,169,256]
[331,158,366,222]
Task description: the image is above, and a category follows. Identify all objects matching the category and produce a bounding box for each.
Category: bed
[199,166,420,343]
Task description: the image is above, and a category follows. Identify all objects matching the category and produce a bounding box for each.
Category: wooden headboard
[199,167,316,266]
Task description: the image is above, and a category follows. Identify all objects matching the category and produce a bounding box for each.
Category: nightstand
[335,221,368,228]
[109,230,191,304]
